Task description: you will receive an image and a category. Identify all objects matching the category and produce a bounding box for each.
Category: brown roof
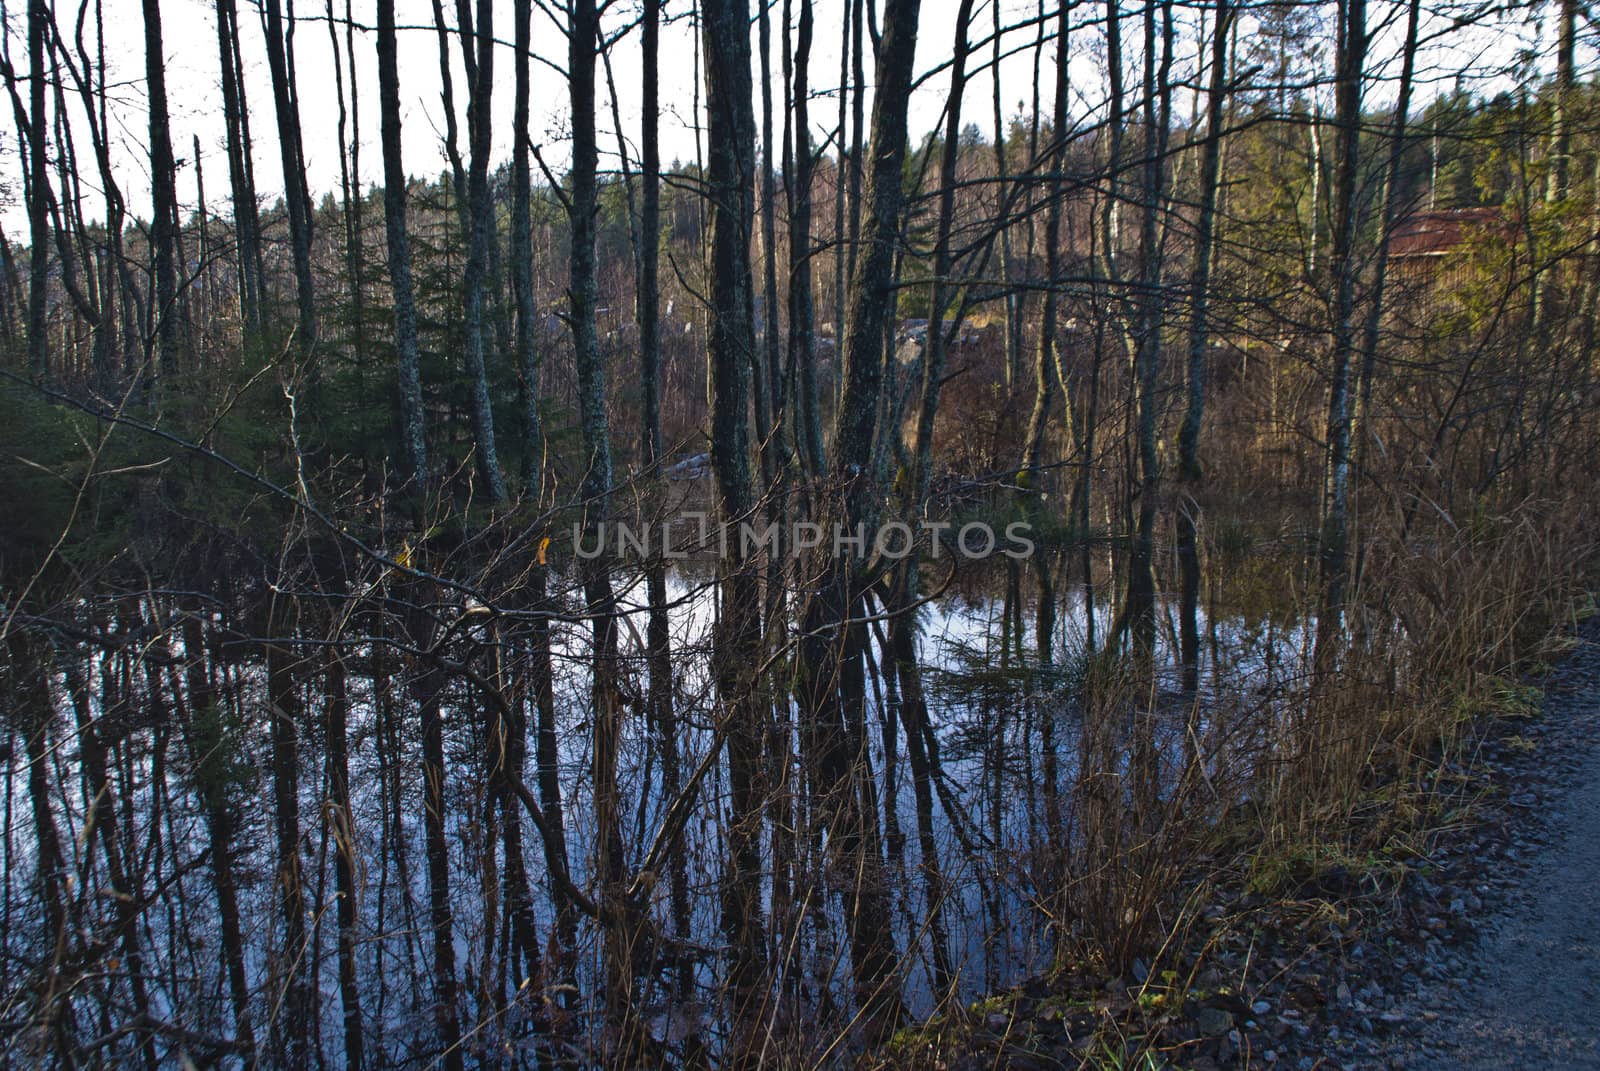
[1389,207,1508,258]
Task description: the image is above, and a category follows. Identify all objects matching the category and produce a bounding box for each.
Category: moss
[1245,839,1408,898]
[967,993,1017,1017]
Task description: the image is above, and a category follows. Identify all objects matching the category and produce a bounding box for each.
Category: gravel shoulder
[1391,619,1600,1070]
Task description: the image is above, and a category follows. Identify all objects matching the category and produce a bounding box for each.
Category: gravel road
[1399,622,1600,1070]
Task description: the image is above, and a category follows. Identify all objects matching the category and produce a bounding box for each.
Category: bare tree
[567,0,629,1034]
[142,0,180,372]
[1120,0,1175,648]
[377,0,428,486]
[701,0,768,1047]
[265,595,312,1067]
[260,0,317,353]
[636,0,691,1003]
[456,0,507,501]
[23,0,50,380]
[806,0,924,1033]
[215,0,266,331]
[1315,0,1369,671]
[1177,0,1234,688]
[785,0,825,473]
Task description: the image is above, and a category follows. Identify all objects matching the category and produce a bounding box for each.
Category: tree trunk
[14,634,75,1063]
[142,0,180,373]
[1546,0,1576,204]
[1314,0,1368,672]
[266,608,312,1067]
[1351,0,1419,597]
[1020,0,1073,484]
[991,0,1021,390]
[377,0,429,486]
[513,0,542,498]
[416,655,465,1071]
[1120,0,1174,650]
[178,615,255,1053]
[261,0,317,354]
[215,0,261,329]
[323,649,364,1070]
[57,1,134,378]
[327,0,365,376]
[24,0,50,381]
[786,0,826,474]
[1028,0,1073,842]
[458,0,506,501]
[217,0,268,330]
[701,0,769,1046]
[809,0,924,1032]
[495,644,544,1035]
[567,0,630,1033]
[1177,0,1233,689]
[757,0,783,483]
[637,0,691,1002]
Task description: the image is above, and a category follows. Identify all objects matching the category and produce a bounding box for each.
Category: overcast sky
[0,0,1572,236]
